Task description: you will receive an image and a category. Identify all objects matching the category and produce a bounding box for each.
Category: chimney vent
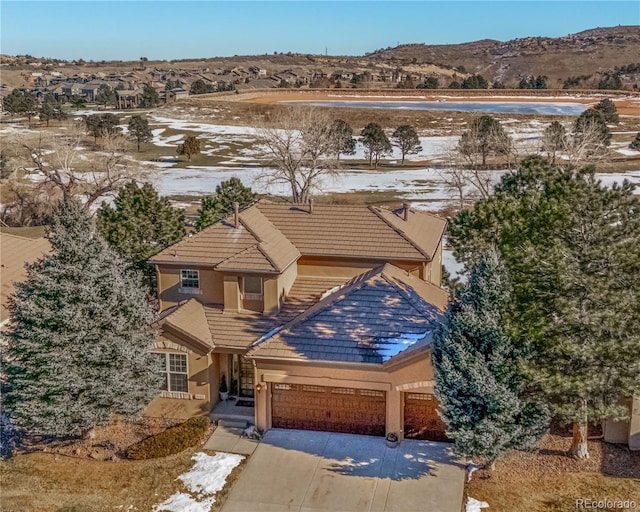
[402,202,411,221]
[233,202,239,227]
[309,198,314,214]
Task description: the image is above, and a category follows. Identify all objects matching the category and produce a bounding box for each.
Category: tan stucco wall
[276,263,298,312]
[157,265,224,309]
[604,396,640,450]
[150,344,212,406]
[426,241,443,286]
[223,275,241,311]
[297,256,423,279]
[253,354,436,437]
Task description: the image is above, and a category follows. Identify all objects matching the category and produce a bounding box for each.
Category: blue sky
[1,1,638,60]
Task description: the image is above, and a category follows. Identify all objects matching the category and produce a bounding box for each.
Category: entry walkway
[220,429,465,512]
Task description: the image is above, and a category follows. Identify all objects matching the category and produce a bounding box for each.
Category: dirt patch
[466,434,640,512]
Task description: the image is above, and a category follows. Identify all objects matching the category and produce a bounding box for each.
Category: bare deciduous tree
[3,124,144,225]
[255,108,340,203]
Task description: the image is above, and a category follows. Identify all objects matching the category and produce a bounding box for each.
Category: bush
[126,416,211,460]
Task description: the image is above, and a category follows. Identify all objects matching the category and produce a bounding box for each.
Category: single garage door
[404,392,448,441]
[272,383,386,436]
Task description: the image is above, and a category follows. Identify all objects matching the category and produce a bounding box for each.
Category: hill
[364,26,640,88]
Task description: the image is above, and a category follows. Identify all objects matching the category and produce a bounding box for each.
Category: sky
[1,1,638,61]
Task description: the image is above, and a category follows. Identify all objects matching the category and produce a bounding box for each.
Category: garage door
[403,393,448,441]
[272,383,386,436]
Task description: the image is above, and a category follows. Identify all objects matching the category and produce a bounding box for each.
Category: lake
[284,100,588,116]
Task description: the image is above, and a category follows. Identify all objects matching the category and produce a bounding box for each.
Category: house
[148,201,451,440]
[0,233,50,328]
[604,398,640,450]
[116,88,143,109]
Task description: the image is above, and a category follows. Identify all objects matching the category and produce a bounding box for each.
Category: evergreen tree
[360,123,391,168]
[38,94,67,127]
[140,84,160,108]
[195,177,257,231]
[448,156,640,459]
[68,94,86,109]
[630,132,640,151]
[2,200,162,438]
[392,124,422,165]
[433,251,549,469]
[95,83,116,107]
[85,113,121,141]
[592,98,619,124]
[128,115,153,151]
[573,109,611,156]
[329,119,356,160]
[97,182,185,284]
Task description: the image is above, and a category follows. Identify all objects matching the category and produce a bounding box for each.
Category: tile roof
[150,206,299,273]
[156,276,349,350]
[247,264,447,365]
[0,234,50,323]
[150,200,446,270]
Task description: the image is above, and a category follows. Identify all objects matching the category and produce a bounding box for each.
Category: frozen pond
[284,100,589,116]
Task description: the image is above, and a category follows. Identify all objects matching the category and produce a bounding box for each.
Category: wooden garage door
[272,384,386,436]
[404,393,448,441]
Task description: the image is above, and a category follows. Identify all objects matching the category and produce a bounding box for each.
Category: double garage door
[271,384,447,440]
[272,383,386,436]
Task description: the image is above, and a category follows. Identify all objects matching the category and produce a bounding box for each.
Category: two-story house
[148,200,450,440]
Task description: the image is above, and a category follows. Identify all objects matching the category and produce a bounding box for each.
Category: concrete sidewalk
[220,429,465,512]
[203,424,260,456]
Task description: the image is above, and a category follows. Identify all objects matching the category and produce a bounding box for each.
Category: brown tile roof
[161,298,213,350]
[156,276,349,350]
[150,207,299,273]
[256,202,439,261]
[150,200,446,270]
[0,234,50,323]
[247,264,447,365]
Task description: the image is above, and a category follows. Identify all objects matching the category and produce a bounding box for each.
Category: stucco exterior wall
[297,256,423,279]
[151,340,212,405]
[426,241,443,286]
[603,396,640,450]
[276,263,298,311]
[253,353,436,438]
[157,265,224,309]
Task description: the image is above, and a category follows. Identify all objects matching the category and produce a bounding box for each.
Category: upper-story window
[180,269,200,294]
[243,276,263,300]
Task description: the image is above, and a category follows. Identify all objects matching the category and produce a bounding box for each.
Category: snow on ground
[616,148,640,156]
[466,496,490,512]
[154,452,244,512]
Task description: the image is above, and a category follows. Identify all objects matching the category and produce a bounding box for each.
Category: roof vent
[402,202,411,221]
[233,202,239,227]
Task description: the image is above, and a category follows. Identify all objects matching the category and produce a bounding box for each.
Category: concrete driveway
[220,429,465,512]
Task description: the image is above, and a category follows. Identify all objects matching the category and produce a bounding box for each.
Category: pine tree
[432,251,549,470]
[195,177,257,231]
[593,98,619,124]
[128,115,153,151]
[541,121,567,164]
[97,182,185,285]
[2,200,162,438]
[360,123,391,168]
[458,115,511,167]
[392,124,422,165]
[629,132,640,151]
[329,119,356,161]
[448,156,640,459]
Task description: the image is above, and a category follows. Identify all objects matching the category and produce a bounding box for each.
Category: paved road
[220,429,465,512]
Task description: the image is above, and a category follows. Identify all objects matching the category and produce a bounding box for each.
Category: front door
[239,356,254,397]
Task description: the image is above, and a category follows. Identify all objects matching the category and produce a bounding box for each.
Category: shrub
[126,416,211,460]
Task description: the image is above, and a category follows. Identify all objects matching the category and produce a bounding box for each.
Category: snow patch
[466,496,490,512]
[153,452,244,512]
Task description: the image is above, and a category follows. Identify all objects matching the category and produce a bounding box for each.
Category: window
[242,276,263,300]
[155,352,188,393]
[180,270,200,293]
